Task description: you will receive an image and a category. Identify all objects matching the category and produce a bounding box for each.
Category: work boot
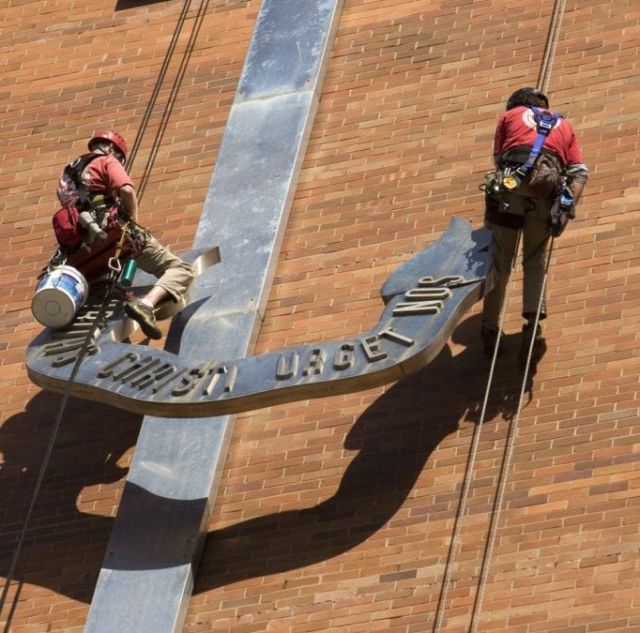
[125,300,162,340]
[518,321,546,366]
[481,324,503,357]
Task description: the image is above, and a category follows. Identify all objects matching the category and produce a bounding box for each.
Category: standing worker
[53,129,194,339]
[481,88,588,362]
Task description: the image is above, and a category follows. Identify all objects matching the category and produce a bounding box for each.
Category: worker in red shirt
[54,130,194,339]
[482,88,588,363]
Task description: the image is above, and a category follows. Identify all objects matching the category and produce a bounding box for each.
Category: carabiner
[108,257,122,274]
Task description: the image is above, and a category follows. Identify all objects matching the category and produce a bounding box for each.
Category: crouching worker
[52,129,194,339]
[481,88,588,363]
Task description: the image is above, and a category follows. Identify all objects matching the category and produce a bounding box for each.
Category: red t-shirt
[494,106,584,167]
[83,154,134,197]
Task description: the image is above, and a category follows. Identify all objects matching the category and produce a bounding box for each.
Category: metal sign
[26,218,491,417]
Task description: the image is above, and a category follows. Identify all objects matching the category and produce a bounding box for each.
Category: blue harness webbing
[514,106,561,178]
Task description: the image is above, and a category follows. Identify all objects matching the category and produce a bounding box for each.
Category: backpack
[53,153,106,251]
[52,206,84,251]
[57,152,100,209]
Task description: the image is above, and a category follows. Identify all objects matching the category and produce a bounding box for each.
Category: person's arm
[563,123,588,203]
[119,184,139,224]
[565,163,588,203]
[104,156,138,222]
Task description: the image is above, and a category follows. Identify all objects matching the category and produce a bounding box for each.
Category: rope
[137,0,210,201]
[463,0,569,625]
[468,238,555,632]
[537,0,567,94]
[126,0,194,172]
[432,231,522,633]
[0,278,117,622]
[434,0,567,626]
[0,1,210,624]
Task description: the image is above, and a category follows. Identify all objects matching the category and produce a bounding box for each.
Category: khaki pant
[482,190,553,330]
[135,234,194,302]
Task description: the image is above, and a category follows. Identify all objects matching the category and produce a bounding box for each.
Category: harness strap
[66,153,102,210]
[108,220,130,277]
[514,106,560,178]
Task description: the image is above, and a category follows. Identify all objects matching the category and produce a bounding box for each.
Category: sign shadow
[0,315,541,603]
[191,314,537,591]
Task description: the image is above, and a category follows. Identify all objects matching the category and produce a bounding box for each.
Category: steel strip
[83,1,344,632]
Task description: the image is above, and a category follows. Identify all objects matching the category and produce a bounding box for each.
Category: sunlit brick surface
[2,1,639,632]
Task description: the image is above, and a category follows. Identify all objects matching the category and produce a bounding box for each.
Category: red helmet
[88,129,129,159]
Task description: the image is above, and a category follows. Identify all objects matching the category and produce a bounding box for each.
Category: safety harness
[501,107,561,190]
[53,153,118,252]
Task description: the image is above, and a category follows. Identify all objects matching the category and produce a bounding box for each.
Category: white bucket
[32,265,89,328]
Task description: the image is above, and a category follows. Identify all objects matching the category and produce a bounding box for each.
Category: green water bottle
[119,258,137,287]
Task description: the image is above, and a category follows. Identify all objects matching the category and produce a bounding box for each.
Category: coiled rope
[433,0,567,630]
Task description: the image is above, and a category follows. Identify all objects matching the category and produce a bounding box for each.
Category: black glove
[549,188,576,237]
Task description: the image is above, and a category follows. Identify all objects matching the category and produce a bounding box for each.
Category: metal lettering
[276,352,299,380]
[224,366,238,393]
[418,275,464,287]
[202,365,237,396]
[361,336,387,362]
[171,365,209,397]
[333,343,355,370]
[404,287,451,301]
[378,327,415,347]
[152,367,187,395]
[44,339,85,356]
[98,352,138,379]
[113,356,157,383]
[203,367,223,396]
[392,300,443,316]
[303,349,325,376]
[130,361,172,390]
[51,345,97,367]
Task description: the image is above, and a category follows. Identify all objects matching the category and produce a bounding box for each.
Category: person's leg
[521,203,552,321]
[125,235,194,339]
[134,235,194,304]
[482,222,520,330]
[481,221,521,354]
[518,198,553,364]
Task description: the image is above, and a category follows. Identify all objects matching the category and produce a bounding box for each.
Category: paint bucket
[31,265,89,328]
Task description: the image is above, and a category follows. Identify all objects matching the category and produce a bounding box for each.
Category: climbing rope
[126,0,194,173]
[537,0,567,94]
[432,231,522,633]
[137,0,210,201]
[468,238,555,632]
[0,1,209,625]
[0,278,116,622]
[433,0,568,629]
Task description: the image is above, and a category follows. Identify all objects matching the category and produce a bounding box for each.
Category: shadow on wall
[115,0,172,9]
[194,313,536,590]
[0,315,539,605]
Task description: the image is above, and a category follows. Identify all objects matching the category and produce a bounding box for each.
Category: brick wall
[2,0,640,632]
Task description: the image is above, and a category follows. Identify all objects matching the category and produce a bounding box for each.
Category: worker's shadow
[194,314,542,590]
[0,395,142,604]
[0,314,542,603]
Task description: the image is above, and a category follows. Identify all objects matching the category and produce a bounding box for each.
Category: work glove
[549,188,576,237]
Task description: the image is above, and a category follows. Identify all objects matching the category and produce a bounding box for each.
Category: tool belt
[497,147,564,198]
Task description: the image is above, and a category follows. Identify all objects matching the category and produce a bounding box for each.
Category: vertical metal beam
[83,1,343,632]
